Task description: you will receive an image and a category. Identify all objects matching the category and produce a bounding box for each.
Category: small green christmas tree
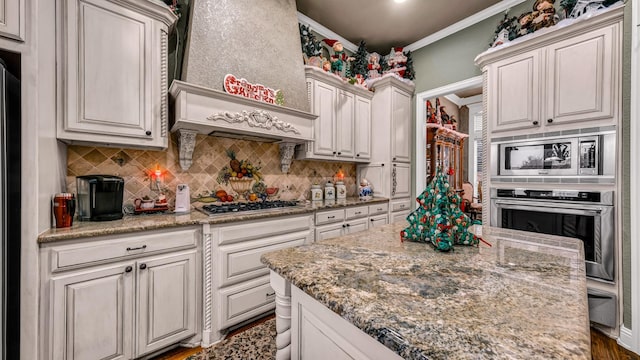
[403,50,415,80]
[352,40,369,78]
[401,167,487,251]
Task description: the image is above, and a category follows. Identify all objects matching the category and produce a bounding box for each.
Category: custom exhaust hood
[168,0,315,173]
[169,81,315,173]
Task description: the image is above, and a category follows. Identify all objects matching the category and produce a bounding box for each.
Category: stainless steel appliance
[0,59,20,358]
[200,200,301,216]
[76,175,124,221]
[490,131,615,179]
[490,188,614,282]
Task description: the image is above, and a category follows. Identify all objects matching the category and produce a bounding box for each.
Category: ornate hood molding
[169,80,316,172]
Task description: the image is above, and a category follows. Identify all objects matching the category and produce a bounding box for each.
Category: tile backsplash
[66,135,357,207]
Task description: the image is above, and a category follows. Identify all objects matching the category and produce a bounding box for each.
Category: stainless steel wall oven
[490,188,614,282]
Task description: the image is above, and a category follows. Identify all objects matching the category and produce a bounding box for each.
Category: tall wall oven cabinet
[475,6,623,333]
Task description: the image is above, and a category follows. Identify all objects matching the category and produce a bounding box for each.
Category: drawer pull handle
[377,208,383,211]
[139,263,147,270]
[327,215,335,219]
[355,211,361,215]
[266,292,276,297]
[126,245,147,251]
[125,266,133,273]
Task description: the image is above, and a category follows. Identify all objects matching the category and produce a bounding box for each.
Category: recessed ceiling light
[394,0,407,3]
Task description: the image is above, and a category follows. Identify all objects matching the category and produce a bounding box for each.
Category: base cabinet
[41,227,200,360]
[291,285,402,360]
[51,263,134,360]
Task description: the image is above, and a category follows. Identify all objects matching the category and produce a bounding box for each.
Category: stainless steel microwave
[490,132,615,178]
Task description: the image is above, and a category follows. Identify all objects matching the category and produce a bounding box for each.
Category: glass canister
[310,184,323,201]
[335,181,346,199]
[324,181,335,201]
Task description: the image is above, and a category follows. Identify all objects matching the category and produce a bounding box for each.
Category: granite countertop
[38,197,389,243]
[261,223,590,359]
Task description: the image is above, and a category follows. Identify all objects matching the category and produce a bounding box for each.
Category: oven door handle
[492,200,606,215]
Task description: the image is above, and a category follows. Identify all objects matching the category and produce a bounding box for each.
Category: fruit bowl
[228,178,254,194]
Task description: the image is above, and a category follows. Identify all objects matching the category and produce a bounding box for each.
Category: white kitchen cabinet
[391,87,412,163]
[137,251,197,356]
[299,67,373,163]
[336,89,355,158]
[354,95,372,160]
[478,10,621,135]
[41,227,200,360]
[211,215,313,336]
[0,0,25,41]
[488,50,541,133]
[314,204,391,242]
[50,263,134,360]
[392,210,411,224]
[56,0,177,149]
[369,214,388,228]
[391,162,411,199]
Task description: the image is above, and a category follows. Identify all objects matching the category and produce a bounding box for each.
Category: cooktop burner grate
[201,200,300,215]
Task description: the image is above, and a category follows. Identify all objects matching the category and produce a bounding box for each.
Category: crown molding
[297,12,359,53]
[404,0,528,52]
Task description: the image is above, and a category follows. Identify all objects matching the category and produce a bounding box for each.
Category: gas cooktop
[200,200,301,215]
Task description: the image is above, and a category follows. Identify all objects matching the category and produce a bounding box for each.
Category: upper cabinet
[477,7,622,136]
[298,67,373,163]
[0,0,25,41]
[390,87,412,163]
[56,0,177,150]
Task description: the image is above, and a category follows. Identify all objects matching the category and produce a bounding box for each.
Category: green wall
[411,1,531,94]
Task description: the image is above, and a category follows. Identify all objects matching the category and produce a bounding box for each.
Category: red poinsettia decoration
[447,167,455,175]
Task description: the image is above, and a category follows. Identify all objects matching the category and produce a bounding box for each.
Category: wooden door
[50,263,134,360]
[546,23,617,125]
[336,89,355,158]
[391,88,411,162]
[312,81,337,156]
[136,250,197,356]
[354,95,371,160]
[488,50,541,133]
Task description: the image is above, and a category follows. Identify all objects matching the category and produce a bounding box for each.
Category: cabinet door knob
[346,223,350,227]
[338,152,342,155]
[393,157,397,161]
[370,218,374,222]
[532,121,539,126]
[139,263,147,270]
[356,154,360,157]
[145,130,152,136]
[342,224,346,228]
[333,151,336,155]
[125,266,133,273]
[547,118,553,123]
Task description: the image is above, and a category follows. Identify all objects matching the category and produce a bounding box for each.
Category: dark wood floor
[155,326,640,360]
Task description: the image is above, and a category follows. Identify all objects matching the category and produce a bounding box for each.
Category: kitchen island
[261,222,590,359]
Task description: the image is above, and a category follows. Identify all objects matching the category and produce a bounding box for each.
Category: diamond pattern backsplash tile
[66,135,357,207]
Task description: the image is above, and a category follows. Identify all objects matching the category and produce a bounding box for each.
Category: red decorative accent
[223,74,277,104]
[447,167,455,175]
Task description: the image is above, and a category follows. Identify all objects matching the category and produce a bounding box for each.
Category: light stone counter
[37,197,389,243]
[261,222,590,359]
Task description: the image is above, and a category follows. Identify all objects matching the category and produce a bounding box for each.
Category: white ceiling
[295,0,502,54]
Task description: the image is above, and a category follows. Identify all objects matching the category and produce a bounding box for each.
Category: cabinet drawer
[50,228,198,272]
[218,215,312,245]
[315,210,345,225]
[345,206,368,220]
[219,231,310,287]
[391,200,412,212]
[369,214,388,228]
[219,276,275,329]
[368,203,389,215]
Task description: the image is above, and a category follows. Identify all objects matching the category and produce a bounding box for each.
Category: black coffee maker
[76,175,124,221]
